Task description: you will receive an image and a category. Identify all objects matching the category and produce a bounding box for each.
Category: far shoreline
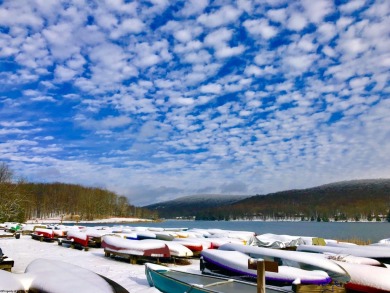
[25,217,161,225]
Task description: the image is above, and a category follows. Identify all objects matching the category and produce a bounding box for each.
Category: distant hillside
[144,194,250,219]
[146,179,390,221]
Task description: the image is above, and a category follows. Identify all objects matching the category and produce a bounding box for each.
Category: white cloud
[197,5,242,28]
[31,95,56,102]
[243,19,278,39]
[340,0,366,13]
[180,0,209,16]
[267,8,287,23]
[338,37,369,55]
[200,83,222,94]
[204,28,233,47]
[215,45,245,59]
[287,13,308,31]
[170,96,195,106]
[301,0,334,23]
[80,115,132,130]
[174,29,193,43]
[55,65,77,81]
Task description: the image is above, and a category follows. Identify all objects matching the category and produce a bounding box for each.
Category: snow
[334,261,390,291]
[0,234,199,292]
[25,258,114,293]
[25,217,153,224]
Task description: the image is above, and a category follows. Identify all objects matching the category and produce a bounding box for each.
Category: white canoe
[25,258,115,293]
[201,249,331,285]
[219,243,349,282]
[334,261,390,293]
[102,235,170,257]
[323,253,382,266]
[297,244,390,263]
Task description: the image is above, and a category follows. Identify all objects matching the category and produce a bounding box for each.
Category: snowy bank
[0,235,198,292]
[25,217,155,224]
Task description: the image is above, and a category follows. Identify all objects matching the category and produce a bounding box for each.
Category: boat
[31,228,55,241]
[334,260,390,293]
[219,243,350,283]
[200,249,332,286]
[173,237,213,252]
[66,230,89,246]
[145,262,293,293]
[0,258,128,293]
[141,239,194,257]
[297,244,390,264]
[102,235,170,262]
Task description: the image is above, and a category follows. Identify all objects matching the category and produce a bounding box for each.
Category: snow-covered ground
[0,234,199,292]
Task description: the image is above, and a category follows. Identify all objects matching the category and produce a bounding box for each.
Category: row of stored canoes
[6,223,390,292]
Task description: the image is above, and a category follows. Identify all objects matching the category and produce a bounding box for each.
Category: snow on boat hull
[200,249,331,286]
[145,263,292,293]
[25,258,128,293]
[66,230,89,247]
[102,235,170,258]
[31,228,54,241]
[297,244,390,264]
[141,239,193,257]
[334,261,390,293]
[219,243,349,283]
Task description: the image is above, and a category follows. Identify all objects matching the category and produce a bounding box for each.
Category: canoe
[173,238,213,251]
[322,253,383,266]
[219,243,349,283]
[334,260,390,293]
[200,249,331,286]
[102,235,171,258]
[17,258,127,292]
[145,262,293,293]
[66,230,89,247]
[297,244,390,264]
[155,231,176,241]
[141,239,193,257]
[31,228,54,240]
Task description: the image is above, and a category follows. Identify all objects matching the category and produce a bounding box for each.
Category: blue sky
[1,0,389,206]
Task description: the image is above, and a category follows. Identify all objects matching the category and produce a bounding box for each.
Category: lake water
[82,220,390,243]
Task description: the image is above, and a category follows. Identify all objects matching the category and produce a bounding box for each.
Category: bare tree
[0,162,13,183]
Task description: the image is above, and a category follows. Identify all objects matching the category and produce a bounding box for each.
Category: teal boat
[145,263,293,293]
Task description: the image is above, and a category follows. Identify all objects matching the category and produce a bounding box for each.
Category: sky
[0,0,389,206]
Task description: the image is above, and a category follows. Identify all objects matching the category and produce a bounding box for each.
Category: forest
[0,162,157,223]
[194,179,390,222]
[148,179,390,222]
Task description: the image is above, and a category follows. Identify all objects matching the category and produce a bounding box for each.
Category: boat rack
[0,232,20,239]
[0,256,14,272]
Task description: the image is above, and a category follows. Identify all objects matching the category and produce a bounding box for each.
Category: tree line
[194,180,390,222]
[0,162,157,223]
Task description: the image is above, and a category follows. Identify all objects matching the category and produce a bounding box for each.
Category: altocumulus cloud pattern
[0,0,389,205]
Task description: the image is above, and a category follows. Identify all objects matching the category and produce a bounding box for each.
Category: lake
[82,220,390,243]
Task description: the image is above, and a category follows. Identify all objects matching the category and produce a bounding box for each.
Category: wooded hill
[146,179,390,221]
[0,163,157,223]
[145,194,250,219]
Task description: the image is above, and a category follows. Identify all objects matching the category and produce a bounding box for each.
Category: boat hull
[145,263,292,293]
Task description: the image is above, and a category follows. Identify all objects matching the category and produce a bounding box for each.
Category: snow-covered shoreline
[0,234,198,292]
[25,217,156,224]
